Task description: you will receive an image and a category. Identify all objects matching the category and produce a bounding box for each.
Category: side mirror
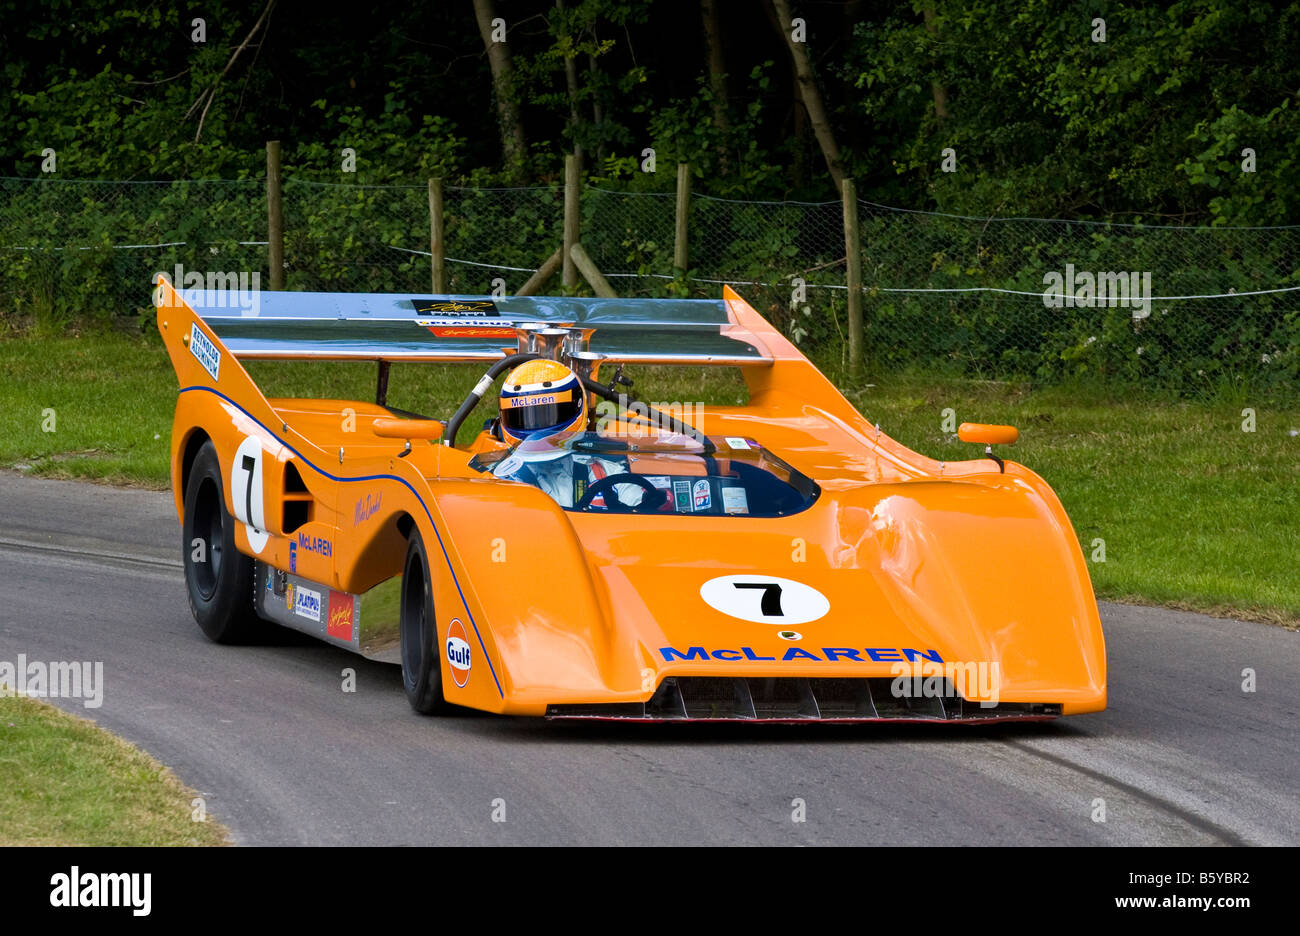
[957,422,1018,473]
[372,418,444,441]
[957,423,1018,446]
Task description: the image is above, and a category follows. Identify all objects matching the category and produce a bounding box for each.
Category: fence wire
[1,176,1296,398]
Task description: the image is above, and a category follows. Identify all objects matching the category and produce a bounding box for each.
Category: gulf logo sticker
[446,618,472,688]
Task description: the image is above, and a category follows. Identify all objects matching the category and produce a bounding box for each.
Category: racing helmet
[498,359,587,447]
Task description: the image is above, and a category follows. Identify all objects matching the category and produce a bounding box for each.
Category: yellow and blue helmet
[499,359,587,447]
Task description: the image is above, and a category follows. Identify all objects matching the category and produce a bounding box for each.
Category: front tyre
[400,528,451,714]
[183,441,260,643]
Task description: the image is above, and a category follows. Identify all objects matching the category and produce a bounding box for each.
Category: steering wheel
[575,473,668,513]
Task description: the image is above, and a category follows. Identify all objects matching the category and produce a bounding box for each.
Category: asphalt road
[1,472,1295,846]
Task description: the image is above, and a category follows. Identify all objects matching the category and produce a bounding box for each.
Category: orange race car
[154,278,1105,723]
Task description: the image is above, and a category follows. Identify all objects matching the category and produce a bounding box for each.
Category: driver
[491,359,649,510]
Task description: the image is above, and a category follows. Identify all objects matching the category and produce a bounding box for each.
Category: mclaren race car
[154,279,1105,723]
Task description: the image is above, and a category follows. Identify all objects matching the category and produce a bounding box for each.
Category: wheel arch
[177,427,213,520]
[339,508,417,596]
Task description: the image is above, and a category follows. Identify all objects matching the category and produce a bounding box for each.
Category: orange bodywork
[155,281,1106,719]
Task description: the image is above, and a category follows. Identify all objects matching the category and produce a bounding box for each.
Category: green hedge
[2,177,1296,399]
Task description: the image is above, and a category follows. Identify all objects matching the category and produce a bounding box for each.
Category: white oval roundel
[445,619,471,688]
[230,435,268,554]
[699,574,830,625]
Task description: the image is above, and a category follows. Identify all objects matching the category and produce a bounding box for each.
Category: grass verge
[0,694,228,845]
[1,332,1296,623]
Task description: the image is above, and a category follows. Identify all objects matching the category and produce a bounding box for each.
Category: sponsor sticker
[419,320,518,338]
[188,323,221,381]
[297,532,332,557]
[415,318,513,328]
[725,437,750,450]
[500,389,573,409]
[327,590,354,641]
[412,299,497,315]
[284,583,295,612]
[446,618,471,688]
[293,586,322,623]
[692,479,711,511]
[658,645,944,663]
[699,574,830,625]
[289,540,297,573]
[353,492,382,526]
[721,486,749,515]
[673,479,692,512]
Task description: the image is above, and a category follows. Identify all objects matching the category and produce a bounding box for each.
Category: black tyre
[182,440,260,643]
[400,527,451,714]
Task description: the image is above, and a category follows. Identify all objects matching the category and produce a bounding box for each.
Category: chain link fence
[855,204,1300,396]
[2,175,1297,398]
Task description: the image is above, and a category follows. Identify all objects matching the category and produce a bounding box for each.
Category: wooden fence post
[842,176,862,371]
[517,246,564,296]
[563,153,580,289]
[569,243,618,298]
[429,178,445,293]
[266,141,284,291]
[674,162,691,272]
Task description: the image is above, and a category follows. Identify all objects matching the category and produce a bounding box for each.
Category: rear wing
[154,278,893,471]
[160,283,780,366]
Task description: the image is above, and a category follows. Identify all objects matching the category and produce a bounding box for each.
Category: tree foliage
[2,0,1297,219]
[3,1,1299,395]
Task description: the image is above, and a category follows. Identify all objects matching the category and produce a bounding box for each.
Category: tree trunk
[557,1,582,169]
[588,52,605,166]
[923,6,950,121]
[791,58,807,188]
[768,0,844,189]
[701,0,731,171]
[843,0,866,157]
[472,0,527,179]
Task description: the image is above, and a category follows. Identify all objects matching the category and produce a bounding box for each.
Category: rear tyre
[182,441,260,643]
[400,528,451,714]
